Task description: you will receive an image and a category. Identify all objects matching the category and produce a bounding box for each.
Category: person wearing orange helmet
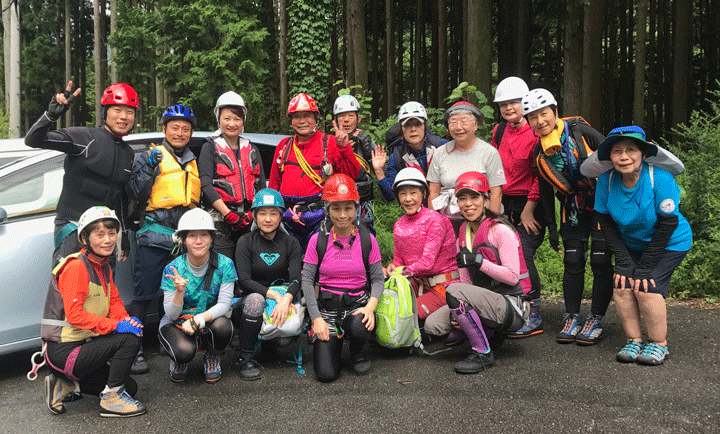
[25,81,140,265]
[301,174,383,382]
[424,172,531,374]
[268,93,360,249]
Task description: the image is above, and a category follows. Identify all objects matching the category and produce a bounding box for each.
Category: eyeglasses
[448,118,475,128]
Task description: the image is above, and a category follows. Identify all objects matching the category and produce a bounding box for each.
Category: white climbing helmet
[333,94,361,116]
[397,101,427,125]
[521,88,558,116]
[392,167,428,195]
[214,91,247,122]
[174,208,216,243]
[77,206,120,243]
[494,76,530,103]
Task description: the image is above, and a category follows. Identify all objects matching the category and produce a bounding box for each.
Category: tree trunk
[384,0,394,118]
[516,0,532,81]
[413,0,421,100]
[2,0,9,110]
[437,0,447,106]
[633,0,649,127]
[8,0,20,137]
[110,0,118,84]
[65,0,73,127]
[345,0,355,86]
[563,0,583,116]
[370,0,380,120]
[278,0,288,125]
[348,0,368,91]
[671,0,692,141]
[582,0,603,127]
[94,0,102,126]
[464,0,491,98]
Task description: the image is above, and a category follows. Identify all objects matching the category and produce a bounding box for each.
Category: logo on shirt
[660,198,676,214]
[260,253,280,266]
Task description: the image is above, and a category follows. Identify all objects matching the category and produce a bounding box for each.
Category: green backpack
[374,267,422,349]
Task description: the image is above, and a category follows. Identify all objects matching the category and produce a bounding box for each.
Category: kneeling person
[42,206,146,417]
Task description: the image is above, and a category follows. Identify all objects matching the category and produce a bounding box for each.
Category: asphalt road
[1,300,718,433]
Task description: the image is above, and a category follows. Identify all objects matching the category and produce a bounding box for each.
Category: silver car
[0,131,284,355]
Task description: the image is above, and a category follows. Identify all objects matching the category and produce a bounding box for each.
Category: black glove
[456,248,483,268]
[47,91,75,121]
[548,228,561,252]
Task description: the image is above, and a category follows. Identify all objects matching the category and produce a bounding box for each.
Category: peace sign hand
[333,119,350,149]
[165,266,189,292]
[48,81,82,120]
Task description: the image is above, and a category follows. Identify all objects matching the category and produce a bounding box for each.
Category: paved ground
[1,299,718,433]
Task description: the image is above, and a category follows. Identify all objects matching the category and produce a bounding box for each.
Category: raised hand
[332,119,350,149]
[47,81,82,120]
[165,266,189,292]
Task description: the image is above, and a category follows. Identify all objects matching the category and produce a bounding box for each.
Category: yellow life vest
[146,146,201,211]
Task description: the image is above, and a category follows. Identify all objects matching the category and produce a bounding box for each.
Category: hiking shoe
[169,360,189,383]
[454,350,495,374]
[130,353,149,375]
[576,314,604,345]
[99,385,146,418]
[616,340,644,363]
[351,355,372,376]
[556,313,581,343]
[636,342,669,366]
[238,359,262,381]
[203,353,222,383]
[509,309,543,338]
[45,374,75,415]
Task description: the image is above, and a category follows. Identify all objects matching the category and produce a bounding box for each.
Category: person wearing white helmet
[427,101,506,231]
[522,88,613,346]
[158,208,237,383]
[333,94,377,231]
[41,206,146,417]
[387,167,459,326]
[491,77,546,339]
[371,101,445,201]
[198,91,266,260]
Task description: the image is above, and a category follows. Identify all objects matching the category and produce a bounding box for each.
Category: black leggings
[46,333,140,390]
[313,311,371,383]
[159,316,233,364]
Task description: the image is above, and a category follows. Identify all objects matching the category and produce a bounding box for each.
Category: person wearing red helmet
[301,174,383,382]
[268,93,360,249]
[424,171,531,374]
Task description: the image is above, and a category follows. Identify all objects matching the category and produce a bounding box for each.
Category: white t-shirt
[426,137,506,217]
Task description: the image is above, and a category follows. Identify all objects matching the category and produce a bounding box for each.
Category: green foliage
[445,82,496,142]
[664,88,720,299]
[287,0,333,112]
[0,110,11,139]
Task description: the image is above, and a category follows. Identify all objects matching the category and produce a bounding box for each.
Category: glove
[224,211,240,225]
[115,320,142,336]
[148,148,163,168]
[456,248,483,268]
[47,91,75,121]
[225,211,251,230]
[548,228,561,252]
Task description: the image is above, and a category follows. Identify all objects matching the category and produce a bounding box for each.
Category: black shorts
[627,249,689,298]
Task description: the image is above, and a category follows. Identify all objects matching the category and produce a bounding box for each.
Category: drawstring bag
[259,283,306,340]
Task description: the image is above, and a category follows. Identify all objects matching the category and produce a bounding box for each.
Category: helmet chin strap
[294,127,317,139]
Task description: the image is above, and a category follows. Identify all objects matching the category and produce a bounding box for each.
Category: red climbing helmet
[101,83,140,108]
[287,93,319,118]
[454,171,490,197]
[322,173,360,202]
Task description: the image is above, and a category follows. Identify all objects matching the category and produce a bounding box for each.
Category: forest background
[1,0,719,300]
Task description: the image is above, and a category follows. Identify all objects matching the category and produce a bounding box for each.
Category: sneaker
[509,309,544,338]
[203,353,222,383]
[556,313,581,343]
[616,340,644,363]
[130,353,149,375]
[576,314,604,345]
[636,342,669,366]
[169,360,189,383]
[99,385,146,418]
[454,350,495,374]
[238,359,262,381]
[45,374,75,415]
[351,354,372,376]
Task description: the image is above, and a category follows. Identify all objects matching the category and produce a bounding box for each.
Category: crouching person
[424,172,531,374]
[159,208,237,383]
[302,174,384,382]
[42,206,145,417]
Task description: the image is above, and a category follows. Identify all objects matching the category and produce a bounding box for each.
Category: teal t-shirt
[595,163,692,252]
[161,253,238,316]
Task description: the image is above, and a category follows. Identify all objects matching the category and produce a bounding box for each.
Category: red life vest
[212,135,261,206]
[459,217,531,295]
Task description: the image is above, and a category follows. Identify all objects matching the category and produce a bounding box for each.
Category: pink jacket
[393,207,458,277]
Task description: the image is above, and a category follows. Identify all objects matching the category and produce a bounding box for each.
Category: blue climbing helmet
[161,103,196,127]
[251,188,285,213]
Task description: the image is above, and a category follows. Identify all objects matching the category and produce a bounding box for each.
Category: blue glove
[148,148,163,168]
[456,248,483,268]
[115,320,142,336]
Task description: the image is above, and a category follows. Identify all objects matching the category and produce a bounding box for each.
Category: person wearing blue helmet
[232,188,302,380]
[126,103,201,374]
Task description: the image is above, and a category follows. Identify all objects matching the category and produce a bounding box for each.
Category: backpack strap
[203,251,218,292]
[565,118,589,161]
[314,228,330,284]
[493,120,507,149]
[315,223,372,285]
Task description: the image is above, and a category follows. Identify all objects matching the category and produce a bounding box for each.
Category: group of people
[29,75,691,418]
